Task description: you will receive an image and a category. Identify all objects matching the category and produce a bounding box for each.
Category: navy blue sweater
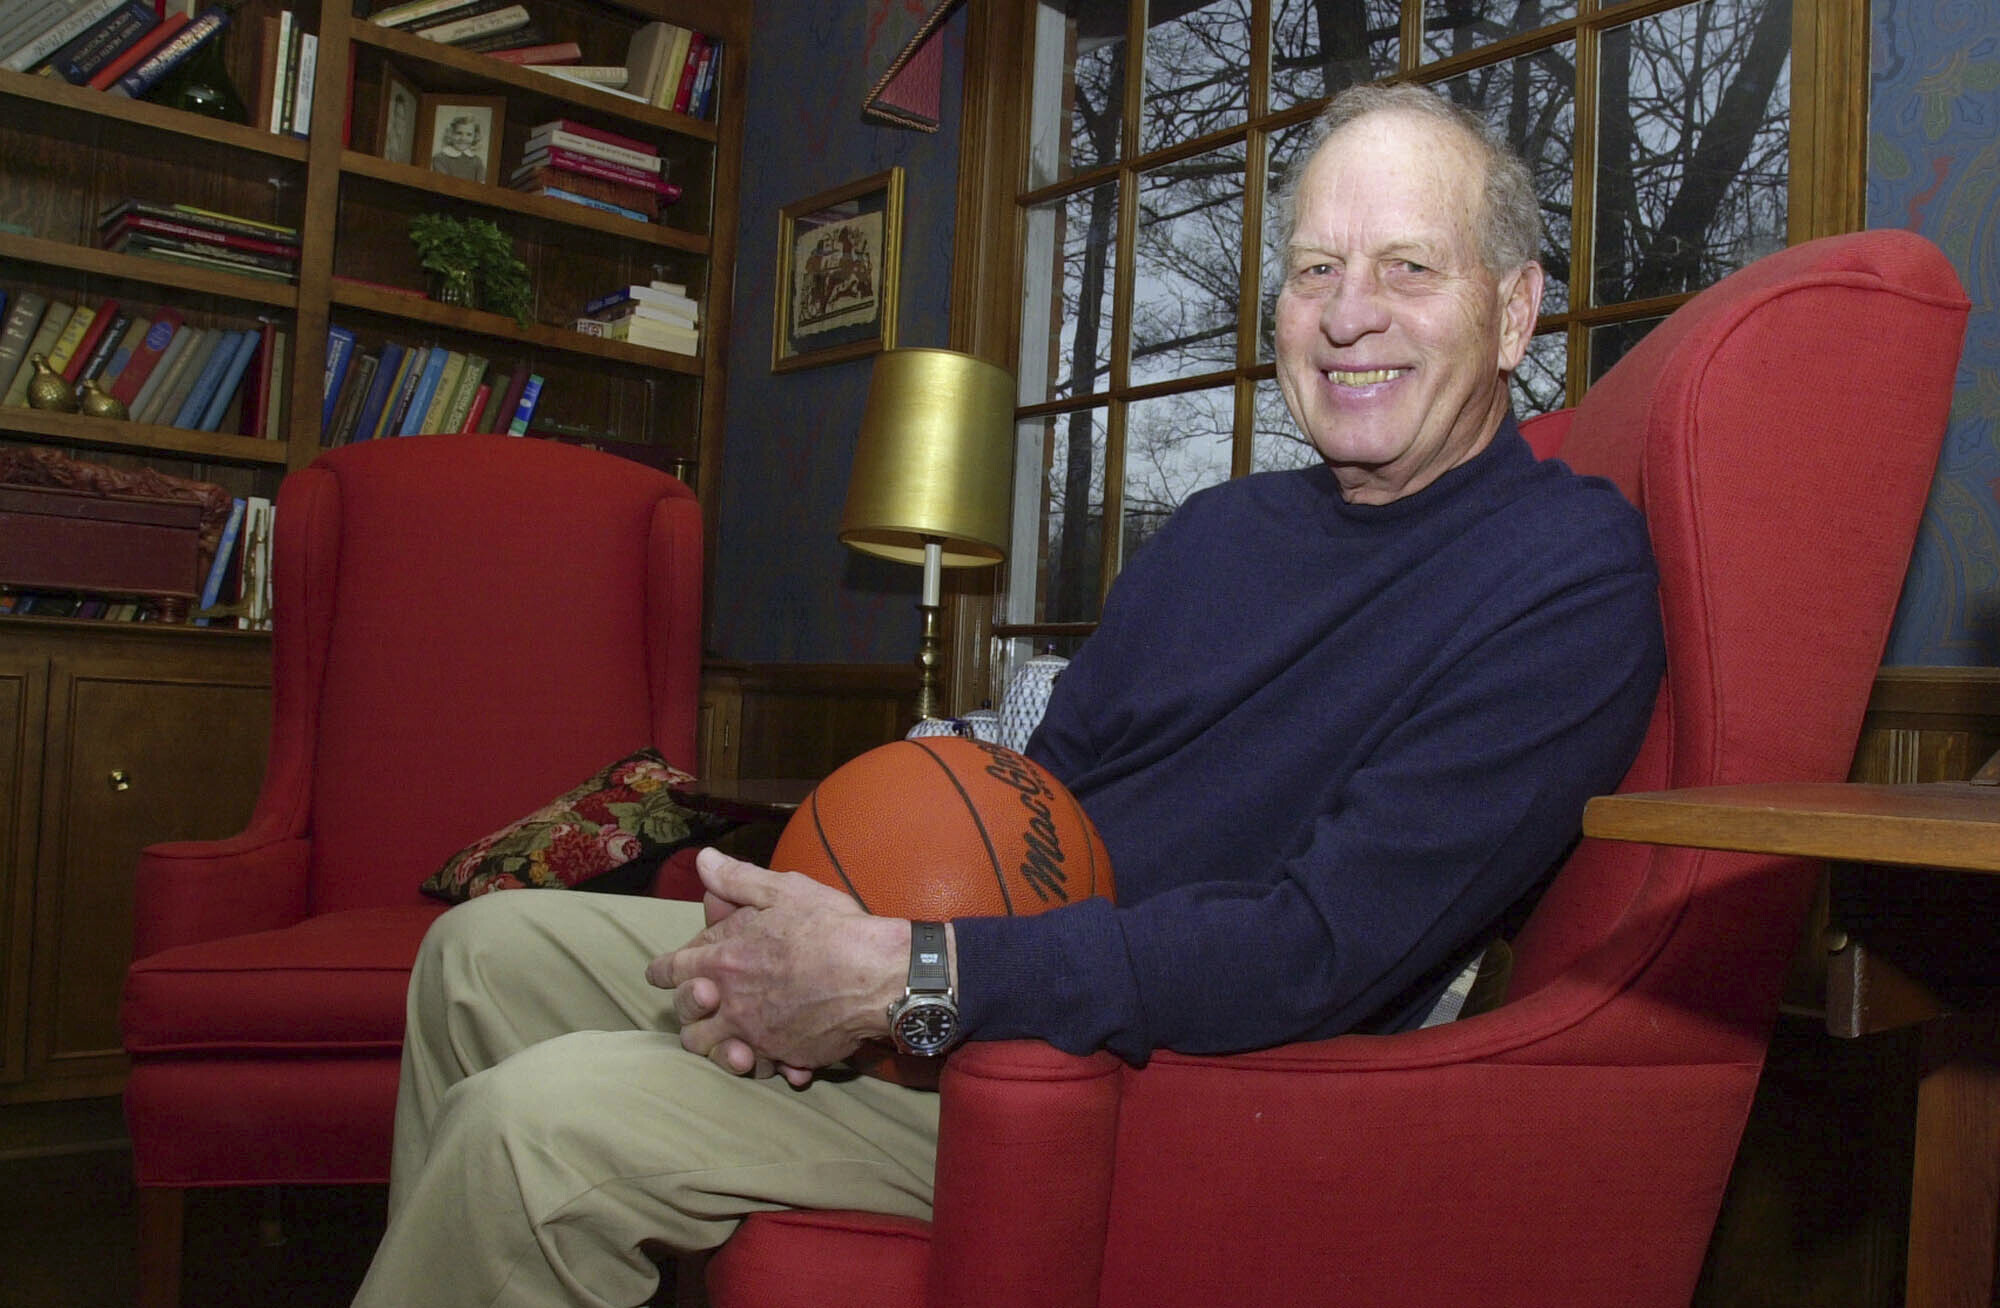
[954,419,1664,1062]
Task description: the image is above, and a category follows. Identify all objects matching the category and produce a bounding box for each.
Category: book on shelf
[320,324,356,435]
[196,328,261,431]
[235,317,272,437]
[253,9,288,133]
[0,0,70,68]
[287,28,317,139]
[192,496,245,627]
[45,0,155,83]
[523,121,659,173]
[415,349,463,432]
[367,0,486,28]
[322,348,376,445]
[512,147,682,200]
[451,21,545,54]
[483,39,574,64]
[377,345,426,439]
[107,309,182,406]
[347,340,404,443]
[0,291,48,403]
[261,326,288,438]
[44,300,98,377]
[623,20,680,105]
[522,187,649,224]
[85,8,182,88]
[602,316,697,356]
[440,352,487,433]
[506,372,543,436]
[127,320,194,421]
[172,326,245,429]
[527,65,639,98]
[75,308,132,382]
[3,0,121,73]
[5,300,72,405]
[405,0,509,33]
[108,232,299,278]
[488,368,527,434]
[397,346,449,435]
[104,213,300,259]
[96,314,151,390]
[585,283,698,319]
[148,326,218,425]
[474,369,509,433]
[99,200,299,245]
[418,2,526,45]
[107,4,226,99]
[666,32,703,112]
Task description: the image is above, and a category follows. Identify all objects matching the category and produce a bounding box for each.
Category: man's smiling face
[1274,110,1542,504]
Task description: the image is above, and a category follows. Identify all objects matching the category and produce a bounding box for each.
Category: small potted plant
[407,213,534,325]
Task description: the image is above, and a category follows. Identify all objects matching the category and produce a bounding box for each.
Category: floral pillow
[422,748,725,902]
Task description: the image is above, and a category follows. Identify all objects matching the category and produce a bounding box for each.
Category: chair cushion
[421,747,724,902]
[122,904,447,1054]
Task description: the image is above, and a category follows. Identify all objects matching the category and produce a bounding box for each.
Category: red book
[670,33,704,114]
[60,299,117,383]
[103,214,299,258]
[109,308,183,406]
[515,146,682,198]
[237,318,277,436]
[492,369,530,434]
[458,384,491,432]
[89,11,186,90]
[489,40,579,64]
[530,117,654,158]
[512,166,657,211]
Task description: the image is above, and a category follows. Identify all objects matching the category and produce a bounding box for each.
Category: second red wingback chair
[119,434,705,1308]
[706,231,1970,1307]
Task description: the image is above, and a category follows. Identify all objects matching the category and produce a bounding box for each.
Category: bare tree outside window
[1006,0,1795,662]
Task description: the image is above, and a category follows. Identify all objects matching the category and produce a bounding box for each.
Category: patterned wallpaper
[1871,0,2000,665]
[708,1,966,663]
[712,2,1998,667]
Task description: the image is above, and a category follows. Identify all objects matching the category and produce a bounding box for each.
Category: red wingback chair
[707,231,1971,1307]
[119,434,704,1308]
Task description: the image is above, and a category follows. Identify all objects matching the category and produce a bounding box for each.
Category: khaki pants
[351,891,942,1308]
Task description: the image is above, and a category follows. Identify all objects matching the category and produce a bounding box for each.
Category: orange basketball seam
[908,739,1014,915]
[805,791,870,913]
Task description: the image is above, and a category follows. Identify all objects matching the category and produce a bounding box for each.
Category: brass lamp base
[914,600,943,722]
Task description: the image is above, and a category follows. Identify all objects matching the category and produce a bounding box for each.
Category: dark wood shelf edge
[338,151,707,253]
[328,282,702,372]
[0,407,290,467]
[0,68,311,161]
[0,232,300,309]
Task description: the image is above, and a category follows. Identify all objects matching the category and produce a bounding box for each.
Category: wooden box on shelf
[0,485,202,597]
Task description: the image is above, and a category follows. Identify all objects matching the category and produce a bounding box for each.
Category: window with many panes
[984,0,1860,691]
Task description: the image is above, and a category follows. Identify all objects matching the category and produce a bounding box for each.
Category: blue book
[193,496,246,627]
[111,5,227,98]
[507,372,545,435]
[350,341,404,443]
[48,0,156,84]
[397,347,449,436]
[381,346,430,438]
[320,324,356,435]
[196,328,261,431]
[172,328,245,430]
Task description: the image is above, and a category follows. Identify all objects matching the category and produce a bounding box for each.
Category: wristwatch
[887,921,963,1057]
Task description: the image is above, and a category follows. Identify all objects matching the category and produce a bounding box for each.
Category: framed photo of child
[415,94,506,187]
[374,63,420,165]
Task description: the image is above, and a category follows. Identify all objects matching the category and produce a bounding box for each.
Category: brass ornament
[78,377,129,421]
[25,354,79,412]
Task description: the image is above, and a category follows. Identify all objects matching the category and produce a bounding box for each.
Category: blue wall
[711,2,1998,667]
[708,2,966,663]
[1871,0,2000,664]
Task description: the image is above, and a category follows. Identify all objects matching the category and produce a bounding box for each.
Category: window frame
[942,0,1867,714]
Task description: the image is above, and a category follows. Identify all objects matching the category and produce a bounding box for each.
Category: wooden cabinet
[0,621,269,1103]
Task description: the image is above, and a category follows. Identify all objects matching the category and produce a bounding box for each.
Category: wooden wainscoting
[698,661,919,784]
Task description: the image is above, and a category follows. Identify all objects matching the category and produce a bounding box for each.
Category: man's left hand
[649,847,909,1081]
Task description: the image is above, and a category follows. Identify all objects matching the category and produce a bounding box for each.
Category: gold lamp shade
[839,348,1014,568]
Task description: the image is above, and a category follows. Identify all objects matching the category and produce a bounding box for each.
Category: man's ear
[1495,261,1546,372]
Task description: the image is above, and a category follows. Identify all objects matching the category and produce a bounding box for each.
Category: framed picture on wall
[374,63,420,165]
[772,167,904,372]
[415,94,507,186]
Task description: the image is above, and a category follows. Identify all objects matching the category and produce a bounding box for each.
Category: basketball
[771,735,1115,919]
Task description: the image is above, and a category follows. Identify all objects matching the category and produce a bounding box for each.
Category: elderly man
[353,83,1663,1307]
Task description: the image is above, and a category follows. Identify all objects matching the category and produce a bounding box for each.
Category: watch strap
[907,921,950,993]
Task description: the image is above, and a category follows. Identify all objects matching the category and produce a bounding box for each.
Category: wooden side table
[1583,781,2000,1308]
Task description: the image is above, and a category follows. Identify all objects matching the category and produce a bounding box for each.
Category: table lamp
[840,348,1015,721]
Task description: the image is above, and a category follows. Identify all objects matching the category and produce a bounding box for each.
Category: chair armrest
[927,1040,1123,1308]
[132,832,311,959]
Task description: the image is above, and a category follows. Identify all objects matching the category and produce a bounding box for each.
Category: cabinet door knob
[108,770,132,792]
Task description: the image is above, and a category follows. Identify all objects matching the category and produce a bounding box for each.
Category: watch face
[892,999,960,1056]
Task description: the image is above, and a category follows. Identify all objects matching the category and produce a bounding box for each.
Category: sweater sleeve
[956,538,1664,1062]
